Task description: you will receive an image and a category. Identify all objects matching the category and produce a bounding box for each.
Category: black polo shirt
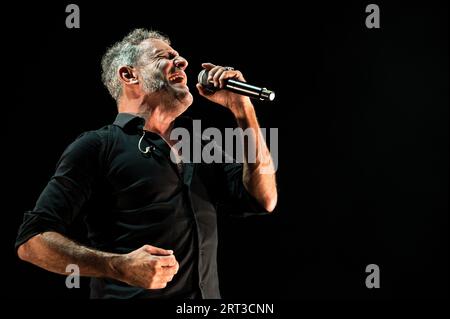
[16,112,268,299]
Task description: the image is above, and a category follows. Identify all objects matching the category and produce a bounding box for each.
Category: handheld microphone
[198,69,275,101]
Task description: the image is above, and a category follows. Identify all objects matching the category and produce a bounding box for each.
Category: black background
[2,0,448,300]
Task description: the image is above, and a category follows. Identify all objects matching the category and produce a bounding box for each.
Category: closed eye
[156,51,178,60]
[167,52,177,60]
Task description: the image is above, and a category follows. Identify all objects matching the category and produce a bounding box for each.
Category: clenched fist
[111,244,179,289]
[196,63,251,109]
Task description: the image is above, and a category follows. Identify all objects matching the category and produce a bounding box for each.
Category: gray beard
[140,69,192,111]
[142,73,166,93]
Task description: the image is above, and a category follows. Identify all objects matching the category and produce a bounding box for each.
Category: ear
[118,66,139,85]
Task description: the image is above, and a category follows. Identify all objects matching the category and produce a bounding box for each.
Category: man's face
[138,38,193,113]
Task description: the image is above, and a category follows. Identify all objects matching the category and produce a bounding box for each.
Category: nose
[174,56,188,70]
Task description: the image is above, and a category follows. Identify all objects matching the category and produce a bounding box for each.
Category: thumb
[143,245,173,256]
[196,83,213,98]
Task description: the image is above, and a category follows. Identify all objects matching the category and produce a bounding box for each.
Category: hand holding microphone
[196,63,275,103]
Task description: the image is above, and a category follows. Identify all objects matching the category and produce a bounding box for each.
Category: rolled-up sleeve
[15,131,104,249]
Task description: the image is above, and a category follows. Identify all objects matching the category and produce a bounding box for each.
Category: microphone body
[198,69,275,101]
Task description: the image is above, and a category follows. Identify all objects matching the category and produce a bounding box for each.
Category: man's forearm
[230,101,277,212]
[17,232,121,279]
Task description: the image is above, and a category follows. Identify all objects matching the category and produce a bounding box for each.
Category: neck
[118,93,176,140]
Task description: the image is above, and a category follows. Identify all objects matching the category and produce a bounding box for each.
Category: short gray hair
[101,28,170,102]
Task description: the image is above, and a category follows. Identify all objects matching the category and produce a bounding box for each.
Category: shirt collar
[112,112,192,132]
[113,113,146,130]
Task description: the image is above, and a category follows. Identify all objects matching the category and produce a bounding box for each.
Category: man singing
[16,29,277,299]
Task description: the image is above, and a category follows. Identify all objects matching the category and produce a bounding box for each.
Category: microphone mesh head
[198,69,216,92]
[198,69,209,86]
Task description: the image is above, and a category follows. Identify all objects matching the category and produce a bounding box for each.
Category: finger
[218,70,241,88]
[213,68,229,88]
[155,254,177,267]
[143,245,173,256]
[155,270,176,281]
[196,83,213,97]
[174,261,179,274]
[157,274,175,283]
[208,66,223,87]
[201,62,216,70]
[149,282,167,289]
[222,70,245,84]
[159,264,179,276]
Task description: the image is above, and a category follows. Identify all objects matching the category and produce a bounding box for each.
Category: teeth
[169,75,183,81]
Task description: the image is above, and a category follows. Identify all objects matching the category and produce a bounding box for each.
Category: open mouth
[168,73,186,84]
